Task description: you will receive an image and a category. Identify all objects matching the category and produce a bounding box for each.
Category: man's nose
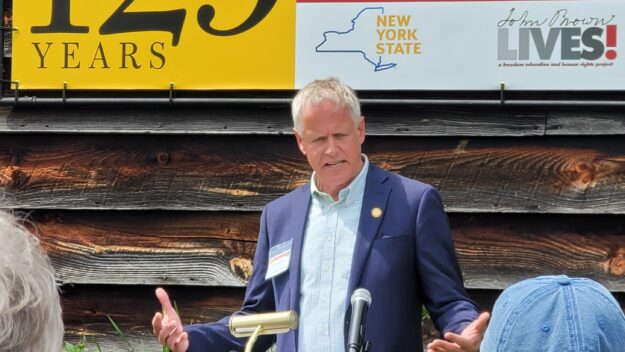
[324,138,337,155]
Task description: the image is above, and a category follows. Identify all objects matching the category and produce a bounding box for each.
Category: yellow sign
[13,0,295,90]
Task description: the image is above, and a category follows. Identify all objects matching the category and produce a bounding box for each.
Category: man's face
[294,100,365,197]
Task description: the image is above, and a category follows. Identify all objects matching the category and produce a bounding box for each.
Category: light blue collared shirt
[297,155,369,352]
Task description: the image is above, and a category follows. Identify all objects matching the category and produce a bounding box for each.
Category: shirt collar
[310,154,369,207]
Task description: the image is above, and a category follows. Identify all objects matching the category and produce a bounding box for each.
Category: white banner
[295,0,624,90]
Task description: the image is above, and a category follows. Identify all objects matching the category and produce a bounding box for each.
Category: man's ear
[293,128,306,155]
[357,116,366,144]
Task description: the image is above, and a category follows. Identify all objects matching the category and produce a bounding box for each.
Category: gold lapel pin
[371,207,383,218]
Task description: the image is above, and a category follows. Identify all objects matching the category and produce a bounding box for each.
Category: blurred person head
[481,275,625,352]
[0,210,64,351]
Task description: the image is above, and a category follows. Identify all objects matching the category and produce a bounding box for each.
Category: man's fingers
[156,287,174,313]
[428,338,463,352]
[426,342,447,352]
[158,320,179,346]
[474,312,491,333]
[173,330,186,345]
[444,332,469,349]
[152,312,163,337]
[173,331,189,352]
[165,326,187,351]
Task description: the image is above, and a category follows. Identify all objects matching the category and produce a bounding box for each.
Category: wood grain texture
[28,211,258,286]
[370,137,625,213]
[362,105,545,136]
[452,214,625,291]
[546,108,625,135]
[23,211,625,290]
[0,134,307,210]
[2,135,625,213]
[61,285,244,327]
[0,105,545,136]
[61,285,244,351]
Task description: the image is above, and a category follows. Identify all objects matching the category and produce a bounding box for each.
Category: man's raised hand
[152,288,189,352]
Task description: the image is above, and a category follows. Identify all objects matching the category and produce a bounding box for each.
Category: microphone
[347,288,372,352]
[228,310,299,338]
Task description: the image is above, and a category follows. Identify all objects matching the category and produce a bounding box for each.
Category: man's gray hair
[0,210,64,352]
[291,78,362,132]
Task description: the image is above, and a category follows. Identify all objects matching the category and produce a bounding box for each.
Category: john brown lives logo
[497,8,617,65]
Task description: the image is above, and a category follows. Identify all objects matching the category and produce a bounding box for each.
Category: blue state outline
[315,7,397,72]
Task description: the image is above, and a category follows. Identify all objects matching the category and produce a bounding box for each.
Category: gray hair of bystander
[0,210,64,352]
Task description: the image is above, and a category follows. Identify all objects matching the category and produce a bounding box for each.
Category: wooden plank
[61,285,244,330]
[2,135,625,213]
[25,211,625,290]
[28,211,258,286]
[62,285,244,351]
[374,138,625,214]
[362,105,545,136]
[547,108,625,135]
[0,105,545,136]
[0,134,305,210]
[452,214,625,292]
[1,105,293,135]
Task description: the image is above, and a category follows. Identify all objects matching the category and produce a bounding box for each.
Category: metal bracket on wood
[500,82,506,106]
[13,80,19,104]
[62,82,68,104]
[0,79,19,103]
[169,82,175,105]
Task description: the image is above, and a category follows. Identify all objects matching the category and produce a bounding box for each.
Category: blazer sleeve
[185,207,277,352]
[414,186,479,335]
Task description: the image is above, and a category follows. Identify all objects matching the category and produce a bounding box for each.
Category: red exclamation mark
[606,25,617,60]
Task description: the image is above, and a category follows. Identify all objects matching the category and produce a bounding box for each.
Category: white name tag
[265,238,293,280]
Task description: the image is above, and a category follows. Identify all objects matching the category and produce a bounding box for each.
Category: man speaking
[152,78,488,352]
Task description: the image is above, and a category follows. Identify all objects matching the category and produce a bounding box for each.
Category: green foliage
[64,315,142,352]
[421,306,430,321]
[64,336,87,352]
[63,336,101,352]
[107,315,136,352]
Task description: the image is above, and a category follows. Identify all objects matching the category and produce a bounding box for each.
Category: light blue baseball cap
[480,275,625,352]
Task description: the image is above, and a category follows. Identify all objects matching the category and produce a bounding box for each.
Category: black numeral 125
[31,0,277,46]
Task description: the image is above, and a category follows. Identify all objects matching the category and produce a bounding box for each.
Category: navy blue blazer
[185,164,479,352]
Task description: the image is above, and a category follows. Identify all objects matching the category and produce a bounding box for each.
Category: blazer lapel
[347,165,391,298]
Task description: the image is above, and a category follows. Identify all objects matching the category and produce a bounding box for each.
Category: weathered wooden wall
[1,100,625,350]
